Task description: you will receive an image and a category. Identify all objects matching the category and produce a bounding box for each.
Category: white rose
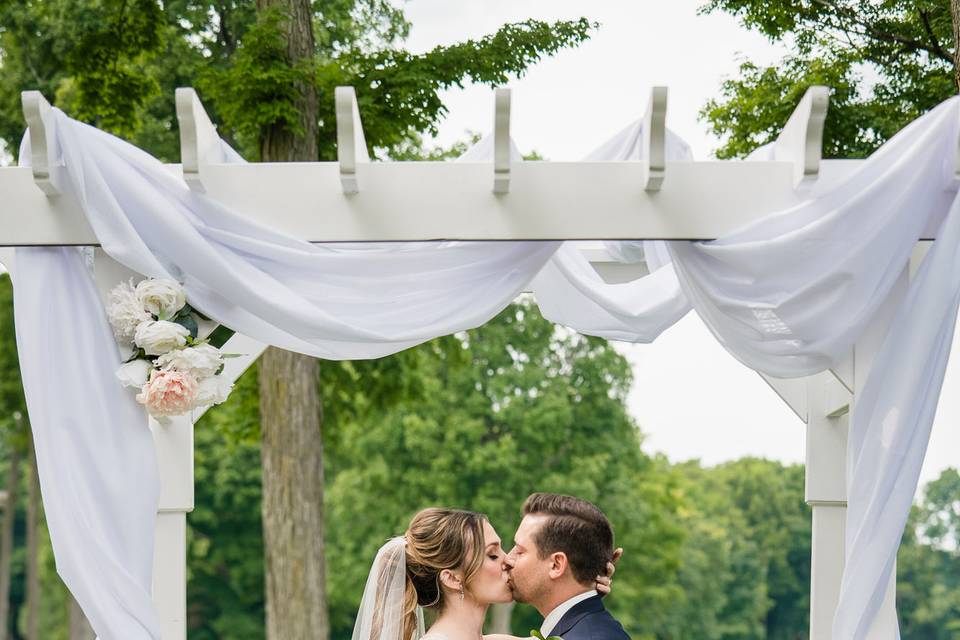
[134,320,190,356]
[115,359,153,388]
[156,343,224,379]
[106,280,153,344]
[136,279,186,320]
[193,375,233,408]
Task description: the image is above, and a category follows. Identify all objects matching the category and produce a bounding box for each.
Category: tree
[699,0,959,159]
[662,459,810,640]
[247,2,328,638]
[897,469,960,638]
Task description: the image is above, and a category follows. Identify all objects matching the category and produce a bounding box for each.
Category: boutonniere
[530,630,563,640]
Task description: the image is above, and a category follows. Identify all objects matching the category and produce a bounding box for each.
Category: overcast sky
[404,0,959,486]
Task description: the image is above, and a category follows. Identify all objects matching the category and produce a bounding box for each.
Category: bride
[352,507,615,640]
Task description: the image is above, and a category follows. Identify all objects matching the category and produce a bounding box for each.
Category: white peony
[115,359,153,388]
[106,280,152,344]
[193,375,233,408]
[134,320,190,356]
[136,279,186,320]
[156,343,224,379]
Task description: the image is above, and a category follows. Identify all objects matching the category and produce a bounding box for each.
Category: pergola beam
[20,91,61,196]
[175,88,220,194]
[774,86,829,188]
[336,86,369,194]
[642,86,667,191]
[2,160,875,246]
[493,87,512,194]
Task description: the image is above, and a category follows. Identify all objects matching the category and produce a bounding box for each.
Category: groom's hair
[522,493,613,586]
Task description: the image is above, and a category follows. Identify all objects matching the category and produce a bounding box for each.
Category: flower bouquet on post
[106,278,236,421]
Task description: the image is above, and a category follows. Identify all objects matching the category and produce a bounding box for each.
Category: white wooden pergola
[1,84,950,639]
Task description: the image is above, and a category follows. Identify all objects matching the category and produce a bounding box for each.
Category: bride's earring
[459,585,465,601]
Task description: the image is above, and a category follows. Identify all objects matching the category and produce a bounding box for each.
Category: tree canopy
[700,0,958,158]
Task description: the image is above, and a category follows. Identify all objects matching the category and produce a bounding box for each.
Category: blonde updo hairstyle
[401,508,487,639]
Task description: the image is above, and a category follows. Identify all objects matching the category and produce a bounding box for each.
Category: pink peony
[136,370,199,417]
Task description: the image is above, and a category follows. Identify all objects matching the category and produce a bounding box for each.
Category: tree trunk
[0,428,20,640]
[487,602,515,634]
[68,594,95,640]
[253,3,325,638]
[25,433,39,640]
[259,351,327,640]
[256,0,319,161]
[953,0,960,91]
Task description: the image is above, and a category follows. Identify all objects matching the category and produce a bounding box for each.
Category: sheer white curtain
[9,96,960,639]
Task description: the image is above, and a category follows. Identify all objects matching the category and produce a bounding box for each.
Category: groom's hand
[595,547,623,597]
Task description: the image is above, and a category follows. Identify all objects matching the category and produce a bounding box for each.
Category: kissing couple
[353,493,630,640]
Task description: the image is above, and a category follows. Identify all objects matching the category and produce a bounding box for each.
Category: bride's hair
[399,508,487,639]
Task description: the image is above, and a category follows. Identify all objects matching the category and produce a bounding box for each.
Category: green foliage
[0,0,164,142]
[200,6,317,148]
[663,459,810,640]
[188,364,266,639]
[314,18,596,158]
[699,0,957,158]
[898,469,960,638]
[0,2,594,162]
[206,14,596,159]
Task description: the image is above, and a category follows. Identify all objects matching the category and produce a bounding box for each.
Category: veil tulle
[352,537,425,640]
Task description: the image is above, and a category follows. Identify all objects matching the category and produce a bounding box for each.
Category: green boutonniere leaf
[530,630,563,640]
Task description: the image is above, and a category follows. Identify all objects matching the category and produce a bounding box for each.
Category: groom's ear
[547,552,569,580]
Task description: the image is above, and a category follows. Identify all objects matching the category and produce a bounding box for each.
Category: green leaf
[175,315,199,340]
[207,325,236,349]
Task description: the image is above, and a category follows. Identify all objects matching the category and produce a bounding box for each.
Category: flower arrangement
[107,278,234,419]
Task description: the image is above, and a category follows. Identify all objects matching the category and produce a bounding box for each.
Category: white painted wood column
[805,257,916,639]
[91,251,193,640]
[151,416,193,640]
[806,371,851,640]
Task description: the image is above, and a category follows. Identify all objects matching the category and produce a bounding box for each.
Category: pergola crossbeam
[493,87,512,194]
[336,86,369,194]
[774,86,829,188]
[21,91,61,196]
[642,86,667,192]
[175,88,220,194]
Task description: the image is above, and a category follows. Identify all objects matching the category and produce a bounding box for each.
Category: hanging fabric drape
[8,97,960,639]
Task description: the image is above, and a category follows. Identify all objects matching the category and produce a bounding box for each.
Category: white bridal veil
[352,537,425,640]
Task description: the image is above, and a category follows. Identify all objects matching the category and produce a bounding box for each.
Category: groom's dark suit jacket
[550,595,631,640]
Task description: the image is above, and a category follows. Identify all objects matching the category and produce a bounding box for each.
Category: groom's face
[504,514,552,605]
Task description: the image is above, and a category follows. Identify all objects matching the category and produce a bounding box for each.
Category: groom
[504,493,630,640]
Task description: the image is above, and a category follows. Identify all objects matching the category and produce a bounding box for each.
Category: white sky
[405,0,959,486]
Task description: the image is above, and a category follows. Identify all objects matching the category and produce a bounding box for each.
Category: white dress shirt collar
[540,589,598,637]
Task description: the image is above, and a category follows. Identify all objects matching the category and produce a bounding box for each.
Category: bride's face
[466,520,513,605]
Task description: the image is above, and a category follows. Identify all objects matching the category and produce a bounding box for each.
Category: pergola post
[91,251,194,639]
[806,372,850,640]
[804,254,919,639]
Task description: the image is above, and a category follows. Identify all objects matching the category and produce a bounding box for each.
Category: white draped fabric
[7,97,960,639]
[12,247,161,637]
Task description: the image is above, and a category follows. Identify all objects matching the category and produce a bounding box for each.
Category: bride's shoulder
[421,634,451,640]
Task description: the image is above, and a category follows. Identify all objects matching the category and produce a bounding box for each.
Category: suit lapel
[549,596,604,638]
